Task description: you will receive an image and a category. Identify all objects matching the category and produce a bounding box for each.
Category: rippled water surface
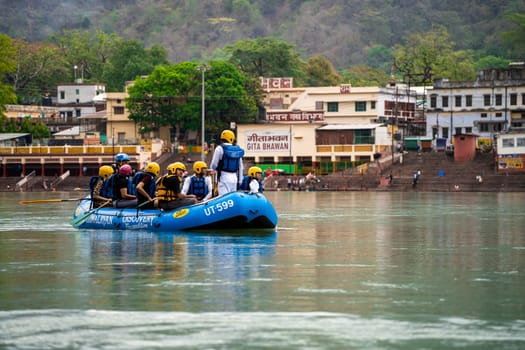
[1,191,524,349]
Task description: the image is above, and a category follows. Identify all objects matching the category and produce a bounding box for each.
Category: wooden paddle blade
[19,198,83,204]
[20,199,64,204]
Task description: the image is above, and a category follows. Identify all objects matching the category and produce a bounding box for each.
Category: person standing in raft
[134,162,160,209]
[210,129,244,196]
[155,162,197,211]
[90,165,114,208]
[240,166,264,193]
[182,161,213,202]
[113,164,137,208]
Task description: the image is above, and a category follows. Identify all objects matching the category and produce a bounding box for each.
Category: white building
[237,82,417,171]
[56,82,106,119]
[425,63,525,144]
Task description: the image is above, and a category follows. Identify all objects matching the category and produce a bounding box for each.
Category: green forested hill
[0,0,523,68]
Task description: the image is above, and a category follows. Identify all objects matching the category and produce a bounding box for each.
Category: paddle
[70,199,112,228]
[20,198,85,205]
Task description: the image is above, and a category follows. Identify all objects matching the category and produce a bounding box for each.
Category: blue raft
[72,191,278,231]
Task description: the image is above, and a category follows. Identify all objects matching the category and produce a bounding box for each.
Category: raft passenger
[240,166,264,193]
[134,162,160,209]
[182,161,213,202]
[155,162,197,211]
[90,165,114,208]
[210,129,244,196]
[113,164,137,208]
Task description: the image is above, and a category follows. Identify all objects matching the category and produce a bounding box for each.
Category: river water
[0,191,524,349]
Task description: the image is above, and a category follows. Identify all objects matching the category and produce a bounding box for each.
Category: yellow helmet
[145,162,160,176]
[220,129,235,144]
[99,165,114,179]
[167,162,186,174]
[248,166,262,178]
[193,161,208,175]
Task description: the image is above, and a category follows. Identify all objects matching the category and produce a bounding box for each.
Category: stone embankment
[2,151,524,193]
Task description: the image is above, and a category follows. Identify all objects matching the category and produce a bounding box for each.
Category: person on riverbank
[156,162,197,211]
[90,165,114,208]
[182,161,213,202]
[134,162,160,209]
[240,166,264,193]
[210,129,244,196]
[113,164,137,208]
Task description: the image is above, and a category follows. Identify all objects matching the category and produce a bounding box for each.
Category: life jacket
[188,175,208,200]
[131,171,156,198]
[100,174,117,199]
[240,175,264,193]
[218,144,244,173]
[156,174,179,201]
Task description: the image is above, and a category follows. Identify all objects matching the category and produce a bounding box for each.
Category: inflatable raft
[71,191,278,231]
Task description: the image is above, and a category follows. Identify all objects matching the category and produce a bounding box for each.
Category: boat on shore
[71,191,278,232]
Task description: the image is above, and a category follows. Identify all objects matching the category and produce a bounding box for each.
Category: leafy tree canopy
[304,55,343,87]
[225,37,305,84]
[342,65,390,87]
[0,33,16,115]
[126,61,257,141]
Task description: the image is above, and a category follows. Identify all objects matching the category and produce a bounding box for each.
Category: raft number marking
[203,199,234,216]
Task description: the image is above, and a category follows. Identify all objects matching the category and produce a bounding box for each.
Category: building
[237,81,417,173]
[425,63,525,145]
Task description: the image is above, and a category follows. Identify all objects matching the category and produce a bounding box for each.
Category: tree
[341,65,390,87]
[126,61,257,142]
[304,55,342,86]
[474,56,511,71]
[393,25,475,83]
[225,37,305,83]
[102,40,169,92]
[7,39,69,104]
[502,13,525,58]
[49,29,119,82]
[367,45,393,73]
[0,33,17,117]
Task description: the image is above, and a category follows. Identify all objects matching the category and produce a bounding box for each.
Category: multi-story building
[425,63,525,144]
[237,80,417,173]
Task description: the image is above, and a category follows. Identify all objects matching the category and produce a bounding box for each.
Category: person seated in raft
[113,164,137,208]
[240,166,264,193]
[134,162,160,210]
[181,161,213,202]
[155,162,197,211]
[90,165,114,208]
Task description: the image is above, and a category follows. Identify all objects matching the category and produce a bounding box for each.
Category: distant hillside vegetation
[0,0,523,68]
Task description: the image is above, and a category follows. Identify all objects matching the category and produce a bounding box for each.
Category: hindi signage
[266,111,324,122]
[245,131,290,153]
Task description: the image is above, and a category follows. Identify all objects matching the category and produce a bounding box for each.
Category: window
[455,127,462,135]
[60,91,65,99]
[465,127,472,133]
[517,137,525,147]
[75,89,80,95]
[484,94,491,106]
[442,96,448,108]
[371,101,376,109]
[430,96,437,108]
[502,138,514,148]
[455,96,462,107]
[75,109,81,117]
[510,93,517,105]
[496,112,502,118]
[466,95,472,107]
[355,101,366,112]
[522,93,525,105]
[495,94,502,106]
[327,102,339,112]
[481,113,487,118]
[442,127,449,138]
[479,123,488,132]
[114,106,125,114]
[315,101,323,110]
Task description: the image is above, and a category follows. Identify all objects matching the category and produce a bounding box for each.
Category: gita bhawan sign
[244,131,290,152]
[266,111,324,122]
